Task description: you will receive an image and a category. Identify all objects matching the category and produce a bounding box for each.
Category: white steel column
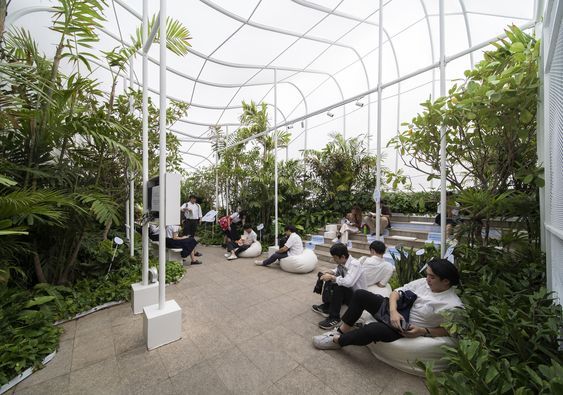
[141,0,149,285]
[274,69,279,247]
[375,0,384,240]
[129,61,135,257]
[439,0,447,256]
[158,0,167,309]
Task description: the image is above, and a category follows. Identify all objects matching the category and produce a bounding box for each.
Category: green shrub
[0,288,61,386]
[423,245,563,394]
[391,244,439,286]
[382,191,439,215]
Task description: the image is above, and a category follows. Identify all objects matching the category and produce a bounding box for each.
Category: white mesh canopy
[8,0,536,181]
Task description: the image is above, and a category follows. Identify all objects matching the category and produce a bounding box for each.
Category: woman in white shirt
[313,258,462,349]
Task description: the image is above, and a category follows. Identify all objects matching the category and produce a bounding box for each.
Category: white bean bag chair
[368,336,457,377]
[279,249,318,274]
[238,241,262,258]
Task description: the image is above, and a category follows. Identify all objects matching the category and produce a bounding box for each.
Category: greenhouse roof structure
[9,0,538,177]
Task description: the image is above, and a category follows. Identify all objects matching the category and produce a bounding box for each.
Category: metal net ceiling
[10,0,537,184]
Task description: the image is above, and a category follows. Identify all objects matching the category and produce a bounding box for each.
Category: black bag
[315,266,347,304]
[374,290,418,331]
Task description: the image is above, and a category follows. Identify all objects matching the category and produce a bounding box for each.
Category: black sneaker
[311,304,330,317]
[319,317,341,330]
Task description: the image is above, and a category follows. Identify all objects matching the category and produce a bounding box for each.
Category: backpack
[218,216,231,231]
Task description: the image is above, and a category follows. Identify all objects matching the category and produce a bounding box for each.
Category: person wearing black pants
[312,258,463,350]
[311,243,367,330]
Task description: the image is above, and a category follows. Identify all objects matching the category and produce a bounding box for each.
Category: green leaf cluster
[423,245,562,394]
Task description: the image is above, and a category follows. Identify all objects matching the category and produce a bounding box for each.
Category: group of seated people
[310,241,463,352]
[335,203,392,244]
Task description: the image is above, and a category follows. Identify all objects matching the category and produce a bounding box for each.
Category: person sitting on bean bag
[311,243,367,330]
[255,225,303,266]
[312,258,462,349]
[225,223,257,260]
[362,240,394,288]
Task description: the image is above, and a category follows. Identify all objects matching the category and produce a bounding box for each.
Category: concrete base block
[131,282,159,315]
[143,300,182,350]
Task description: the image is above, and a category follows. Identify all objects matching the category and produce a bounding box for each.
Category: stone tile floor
[10,245,427,395]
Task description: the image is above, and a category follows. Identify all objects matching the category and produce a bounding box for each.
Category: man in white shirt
[225,224,257,260]
[181,195,202,237]
[148,224,202,265]
[362,241,394,288]
[312,243,367,330]
[255,225,303,266]
[312,258,463,350]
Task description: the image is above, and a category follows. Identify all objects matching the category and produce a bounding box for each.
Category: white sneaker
[254,260,264,266]
[312,332,341,350]
[224,253,230,258]
[332,238,341,244]
[227,255,238,260]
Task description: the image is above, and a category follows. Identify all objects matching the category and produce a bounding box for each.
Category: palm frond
[73,191,120,226]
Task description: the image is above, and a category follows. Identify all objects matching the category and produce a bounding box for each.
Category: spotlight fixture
[287,124,294,129]
[326,112,334,117]
[301,121,305,128]
[355,100,365,107]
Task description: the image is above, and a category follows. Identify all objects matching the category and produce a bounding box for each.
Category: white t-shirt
[230,212,242,224]
[396,278,463,328]
[362,255,395,287]
[242,230,257,245]
[284,232,303,256]
[334,256,367,291]
[165,225,181,239]
[181,202,202,219]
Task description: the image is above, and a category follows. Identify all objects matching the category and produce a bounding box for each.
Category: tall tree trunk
[102,220,112,240]
[0,0,6,43]
[59,229,85,284]
[32,251,48,283]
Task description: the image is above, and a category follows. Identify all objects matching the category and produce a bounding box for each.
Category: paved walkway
[10,246,427,395]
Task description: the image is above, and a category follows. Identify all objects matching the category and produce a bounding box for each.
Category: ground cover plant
[0,0,191,386]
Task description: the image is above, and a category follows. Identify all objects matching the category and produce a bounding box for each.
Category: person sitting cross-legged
[225,223,257,260]
[312,258,462,350]
[312,243,367,330]
[255,225,303,266]
[148,224,202,265]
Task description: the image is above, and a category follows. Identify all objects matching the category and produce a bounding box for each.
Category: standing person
[228,206,245,242]
[312,259,462,350]
[225,224,257,260]
[311,243,367,330]
[255,225,303,266]
[148,224,202,265]
[181,195,202,237]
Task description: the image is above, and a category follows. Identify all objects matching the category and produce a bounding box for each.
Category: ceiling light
[355,101,364,107]
[287,124,294,129]
[326,112,334,117]
[301,121,305,128]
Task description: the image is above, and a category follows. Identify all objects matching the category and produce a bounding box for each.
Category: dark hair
[243,223,252,230]
[369,240,386,255]
[427,258,460,286]
[189,194,196,200]
[330,243,349,258]
[284,225,297,233]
